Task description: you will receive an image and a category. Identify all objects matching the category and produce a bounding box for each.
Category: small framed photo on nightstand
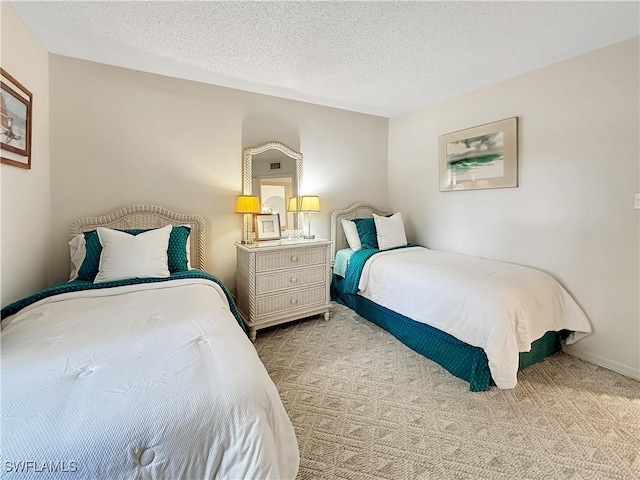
[254,214,281,241]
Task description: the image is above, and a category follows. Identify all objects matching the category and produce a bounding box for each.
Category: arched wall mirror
[242,142,303,235]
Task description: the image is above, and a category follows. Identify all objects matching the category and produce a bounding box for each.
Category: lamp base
[303,234,315,239]
[241,239,254,244]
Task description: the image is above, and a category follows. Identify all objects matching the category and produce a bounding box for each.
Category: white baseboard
[564,347,640,380]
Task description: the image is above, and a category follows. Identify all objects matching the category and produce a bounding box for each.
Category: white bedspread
[1,279,299,479]
[358,247,592,389]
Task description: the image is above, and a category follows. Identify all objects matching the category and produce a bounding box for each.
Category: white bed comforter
[358,247,592,389]
[1,279,299,479]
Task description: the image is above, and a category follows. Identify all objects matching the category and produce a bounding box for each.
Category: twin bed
[1,206,299,479]
[330,203,592,391]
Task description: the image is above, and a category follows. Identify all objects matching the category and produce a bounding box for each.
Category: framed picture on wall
[254,214,281,241]
[439,117,518,192]
[1,68,33,169]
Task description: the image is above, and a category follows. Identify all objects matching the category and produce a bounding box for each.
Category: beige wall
[388,38,640,378]
[0,3,51,305]
[49,55,388,289]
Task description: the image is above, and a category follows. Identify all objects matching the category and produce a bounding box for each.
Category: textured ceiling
[10,1,640,117]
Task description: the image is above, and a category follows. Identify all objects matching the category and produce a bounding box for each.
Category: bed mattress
[2,278,299,479]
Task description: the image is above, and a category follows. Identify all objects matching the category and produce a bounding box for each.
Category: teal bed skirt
[331,275,563,391]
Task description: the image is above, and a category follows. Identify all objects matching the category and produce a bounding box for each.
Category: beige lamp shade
[235,195,261,214]
[299,195,320,239]
[287,196,299,212]
[299,196,320,212]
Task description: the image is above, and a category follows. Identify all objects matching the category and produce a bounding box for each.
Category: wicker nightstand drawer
[255,247,324,272]
[236,239,331,341]
[255,286,326,317]
[256,265,326,295]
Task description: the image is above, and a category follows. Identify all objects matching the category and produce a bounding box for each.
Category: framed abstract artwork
[1,68,32,169]
[439,117,518,192]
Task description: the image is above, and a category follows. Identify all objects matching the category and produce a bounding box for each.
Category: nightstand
[235,238,331,341]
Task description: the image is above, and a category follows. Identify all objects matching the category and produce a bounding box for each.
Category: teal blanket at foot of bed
[332,275,562,391]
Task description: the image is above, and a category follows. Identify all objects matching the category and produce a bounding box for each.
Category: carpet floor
[254,302,639,480]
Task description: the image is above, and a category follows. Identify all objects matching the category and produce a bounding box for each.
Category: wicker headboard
[329,202,390,262]
[69,205,206,270]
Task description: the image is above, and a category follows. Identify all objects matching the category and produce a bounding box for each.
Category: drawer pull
[290,255,298,262]
[290,298,298,305]
[290,277,298,283]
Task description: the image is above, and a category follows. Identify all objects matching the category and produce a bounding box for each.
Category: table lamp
[235,195,261,244]
[299,195,320,239]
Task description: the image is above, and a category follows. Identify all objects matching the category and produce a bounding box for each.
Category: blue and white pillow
[69,225,191,281]
[350,213,408,250]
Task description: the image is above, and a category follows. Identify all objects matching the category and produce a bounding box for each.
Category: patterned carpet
[254,302,640,480]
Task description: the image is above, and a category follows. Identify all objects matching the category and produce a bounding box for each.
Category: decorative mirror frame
[242,141,303,237]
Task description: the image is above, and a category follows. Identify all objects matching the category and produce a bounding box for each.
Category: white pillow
[341,218,362,251]
[68,233,86,281]
[94,225,171,284]
[373,212,408,250]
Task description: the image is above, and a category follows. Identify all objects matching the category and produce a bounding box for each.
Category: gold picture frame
[254,214,281,241]
[1,68,33,169]
[439,117,518,192]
